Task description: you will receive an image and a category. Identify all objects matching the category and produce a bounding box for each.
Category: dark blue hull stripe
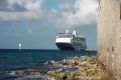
[56,43,75,50]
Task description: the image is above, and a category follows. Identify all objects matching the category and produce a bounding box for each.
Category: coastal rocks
[12,56,115,80]
[11,68,55,80]
[47,56,115,80]
[15,69,41,76]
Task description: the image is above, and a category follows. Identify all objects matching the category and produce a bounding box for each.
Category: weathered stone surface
[97,0,121,79]
[47,56,114,80]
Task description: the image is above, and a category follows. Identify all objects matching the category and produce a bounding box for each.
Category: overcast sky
[0,0,99,49]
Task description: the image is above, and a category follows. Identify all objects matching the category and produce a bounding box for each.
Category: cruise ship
[55,29,87,51]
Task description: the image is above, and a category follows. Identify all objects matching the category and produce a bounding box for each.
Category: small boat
[19,43,22,50]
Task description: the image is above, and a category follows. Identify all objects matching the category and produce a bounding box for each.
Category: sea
[0,49,96,80]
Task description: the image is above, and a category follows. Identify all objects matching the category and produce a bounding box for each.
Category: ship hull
[56,43,75,50]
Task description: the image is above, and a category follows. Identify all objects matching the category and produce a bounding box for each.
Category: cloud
[4,32,23,37]
[0,11,41,21]
[6,0,43,11]
[0,0,43,21]
[59,1,75,12]
[0,0,99,28]
[27,29,33,33]
[51,0,99,28]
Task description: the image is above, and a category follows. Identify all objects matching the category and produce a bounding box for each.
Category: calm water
[0,49,96,80]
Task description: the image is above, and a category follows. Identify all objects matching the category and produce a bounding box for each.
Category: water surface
[0,49,96,80]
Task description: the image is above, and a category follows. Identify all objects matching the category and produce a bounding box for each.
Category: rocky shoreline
[10,56,115,80]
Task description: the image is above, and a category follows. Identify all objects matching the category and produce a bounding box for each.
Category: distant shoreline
[0,49,97,51]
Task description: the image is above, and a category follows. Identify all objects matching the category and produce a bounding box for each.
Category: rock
[47,56,115,80]
[44,61,49,65]
[15,69,41,76]
[14,56,115,80]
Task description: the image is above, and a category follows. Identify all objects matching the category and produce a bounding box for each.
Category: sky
[0,0,99,49]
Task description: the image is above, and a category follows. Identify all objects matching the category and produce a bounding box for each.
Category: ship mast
[72,30,77,36]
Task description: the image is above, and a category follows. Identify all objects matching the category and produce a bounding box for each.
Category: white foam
[15,74,55,80]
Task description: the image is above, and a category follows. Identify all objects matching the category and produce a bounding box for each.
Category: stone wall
[97,0,121,79]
